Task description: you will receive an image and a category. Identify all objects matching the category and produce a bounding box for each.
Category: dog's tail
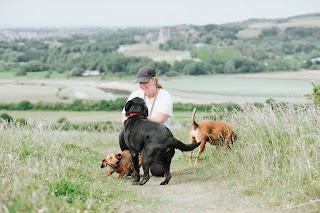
[191,108,198,130]
[167,139,200,152]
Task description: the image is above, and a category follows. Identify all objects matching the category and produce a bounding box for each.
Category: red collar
[127,112,140,118]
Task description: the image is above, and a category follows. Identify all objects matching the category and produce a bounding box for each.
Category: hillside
[235,13,320,39]
[0,13,320,79]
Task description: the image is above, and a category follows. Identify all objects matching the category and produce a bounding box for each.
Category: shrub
[15,118,28,126]
[18,100,33,110]
[57,117,67,123]
[307,82,320,105]
[0,113,13,123]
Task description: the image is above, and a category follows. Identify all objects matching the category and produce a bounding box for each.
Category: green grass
[0,110,122,123]
[0,110,190,124]
[0,71,67,79]
[0,71,15,78]
[119,42,191,63]
[0,103,319,211]
[0,110,194,128]
[0,128,148,212]
[192,103,320,207]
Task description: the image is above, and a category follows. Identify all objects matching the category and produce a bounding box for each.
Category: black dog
[124,97,201,185]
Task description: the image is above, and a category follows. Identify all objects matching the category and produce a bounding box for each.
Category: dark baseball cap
[135,66,156,83]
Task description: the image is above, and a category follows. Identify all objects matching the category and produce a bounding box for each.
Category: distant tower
[158,27,171,44]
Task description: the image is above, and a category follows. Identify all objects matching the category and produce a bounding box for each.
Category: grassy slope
[237,15,320,38]
[0,104,319,212]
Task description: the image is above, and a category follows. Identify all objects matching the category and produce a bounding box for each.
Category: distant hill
[231,13,320,39]
[225,13,320,29]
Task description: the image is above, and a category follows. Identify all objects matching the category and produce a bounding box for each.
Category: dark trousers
[119,129,129,151]
[119,129,164,177]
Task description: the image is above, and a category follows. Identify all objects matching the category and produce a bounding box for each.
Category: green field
[0,71,68,79]
[119,42,191,63]
[163,75,315,104]
[1,103,319,212]
[0,110,192,125]
[0,110,120,123]
[166,75,313,96]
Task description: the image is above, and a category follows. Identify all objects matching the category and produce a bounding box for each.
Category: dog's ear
[135,97,148,117]
[125,100,133,113]
[143,106,148,117]
[116,153,123,160]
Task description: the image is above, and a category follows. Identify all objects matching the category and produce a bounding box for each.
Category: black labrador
[124,97,200,185]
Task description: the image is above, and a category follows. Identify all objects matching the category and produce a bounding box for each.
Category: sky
[1,0,320,28]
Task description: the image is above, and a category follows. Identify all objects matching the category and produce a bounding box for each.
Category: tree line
[0,98,243,112]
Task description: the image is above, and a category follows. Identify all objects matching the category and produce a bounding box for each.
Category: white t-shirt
[122,88,173,128]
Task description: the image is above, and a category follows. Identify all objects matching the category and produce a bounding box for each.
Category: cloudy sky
[1,0,320,27]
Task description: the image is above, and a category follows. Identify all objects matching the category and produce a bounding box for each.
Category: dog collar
[127,112,140,118]
[110,159,124,170]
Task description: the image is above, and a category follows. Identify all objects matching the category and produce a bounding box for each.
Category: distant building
[82,70,100,76]
[194,43,206,48]
[118,46,127,53]
[158,27,179,44]
[311,57,320,64]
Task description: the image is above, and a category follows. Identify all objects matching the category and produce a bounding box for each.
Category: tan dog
[101,150,137,180]
[189,108,237,166]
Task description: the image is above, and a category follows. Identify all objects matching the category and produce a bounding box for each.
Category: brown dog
[189,108,237,166]
[101,150,138,180]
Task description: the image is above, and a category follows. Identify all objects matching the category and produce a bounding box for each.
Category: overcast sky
[1,0,320,27]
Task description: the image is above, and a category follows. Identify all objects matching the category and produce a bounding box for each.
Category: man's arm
[147,112,170,124]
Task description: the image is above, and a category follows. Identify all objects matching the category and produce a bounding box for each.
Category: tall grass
[0,103,319,211]
[0,122,149,212]
[195,103,320,209]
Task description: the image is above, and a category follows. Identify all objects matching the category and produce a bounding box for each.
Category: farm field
[0,110,121,123]
[118,42,191,62]
[0,110,191,126]
[166,75,315,104]
[1,70,319,104]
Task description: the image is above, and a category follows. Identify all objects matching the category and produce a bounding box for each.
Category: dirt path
[131,181,273,213]
[119,179,280,213]
[118,165,281,213]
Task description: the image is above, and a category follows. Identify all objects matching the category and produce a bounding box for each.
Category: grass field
[1,103,319,212]
[164,74,316,104]
[119,42,191,63]
[166,75,313,96]
[0,110,192,125]
[0,71,68,79]
[0,110,121,123]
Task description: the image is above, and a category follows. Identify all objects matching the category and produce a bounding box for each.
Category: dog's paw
[160,177,171,185]
[138,179,149,185]
[132,181,139,185]
[160,181,169,185]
